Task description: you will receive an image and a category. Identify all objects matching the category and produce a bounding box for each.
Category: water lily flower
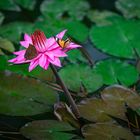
[8,30,81,71]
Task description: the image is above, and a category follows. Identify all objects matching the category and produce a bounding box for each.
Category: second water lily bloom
[9,30,81,71]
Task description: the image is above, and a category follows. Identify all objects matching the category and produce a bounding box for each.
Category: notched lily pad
[93,59,139,86]
[82,123,135,140]
[59,64,103,93]
[101,85,140,109]
[90,18,140,58]
[20,120,76,140]
[78,98,124,122]
[0,71,57,116]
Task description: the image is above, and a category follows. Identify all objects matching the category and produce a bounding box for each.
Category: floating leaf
[59,64,103,93]
[0,22,33,42]
[0,0,20,11]
[20,120,76,140]
[0,71,57,116]
[82,123,135,140]
[94,59,138,86]
[0,38,15,53]
[34,18,89,43]
[66,49,87,63]
[101,85,140,109]
[78,98,124,122]
[40,0,89,20]
[14,0,36,10]
[116,0,140,19]
[0,12,4,25]
[87,10,120,26]
[90,18,140,58]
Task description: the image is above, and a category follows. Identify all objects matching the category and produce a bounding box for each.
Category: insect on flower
[54,36,72,50]
[24,44,38,60]
[8,29,81,71]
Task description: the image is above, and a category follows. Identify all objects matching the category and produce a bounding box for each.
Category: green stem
[50,64,80,118]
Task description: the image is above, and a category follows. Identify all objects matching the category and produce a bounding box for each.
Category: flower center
[31,30,47,52]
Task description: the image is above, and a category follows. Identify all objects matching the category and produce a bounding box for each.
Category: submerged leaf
[0,71,57,116]
[82,123,135,140]
[20,120,76,140]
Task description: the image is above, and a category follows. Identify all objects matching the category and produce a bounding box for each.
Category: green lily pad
[101,85,140,109]
[20,120,76,140]
[0,0,20,11]
[59,64,103,93]
[93,59,138,86]
[116,0,140,19]
[0,38,15,53]
[14,0,36,10]
[0,12,4,25]
[0,22,34,42]
[90,18,140,58]
[82,123,135,140]
[40,0,89,21]
[34,18,89,43]
[0,71,57,116]
[87,10,120,26]
[78,98,124,122]
[66,49,87,63]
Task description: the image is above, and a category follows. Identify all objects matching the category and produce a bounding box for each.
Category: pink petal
[39,54,48,69]
[56,29,67,39]
[20,41,30,48]
[24,33,32,42]
[29,59,39,72]
[49,57,61,67]
[45,52,55,61]
[45,37,56,50]
[13,50,26,55]
[8,57,17,63]
[47,43,59,51]
[52,49,67,57]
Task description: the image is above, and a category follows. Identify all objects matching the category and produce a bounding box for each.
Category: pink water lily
[9,29,81,71]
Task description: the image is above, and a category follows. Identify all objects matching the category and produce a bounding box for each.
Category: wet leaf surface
[82,123,135,140]
[90,18,140,58]
[20,120,76,140]
[0,71,58,116]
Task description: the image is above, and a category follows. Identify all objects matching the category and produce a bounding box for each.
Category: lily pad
[90,18,140,58]
[87,10,120,26]
[0,71,57,116]
[78,98,124,122]
[14,0,36,10]
[40,0,89,21]
[0,0,20,11]
[0,22,34,42]
[93,59,138,86]
[116,0,140,19]
[66,49,87,63]
[0,12,4,25]
[34,18,89,43]
[20,120,76,140]
[59,64,103,93]
[82,123,135,140]
[0,38,15,53]
[101,85,140,109]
